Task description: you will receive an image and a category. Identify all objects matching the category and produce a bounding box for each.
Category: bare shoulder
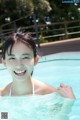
[33,79,57,95]
[0,83,12,96]
[0,87,4,96]
[0,88,1,95]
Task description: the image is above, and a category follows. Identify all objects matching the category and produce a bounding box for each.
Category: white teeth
[14,70,25,74]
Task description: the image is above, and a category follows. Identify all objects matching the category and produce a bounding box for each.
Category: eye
[22,56,30,59]
[9,57,15,60]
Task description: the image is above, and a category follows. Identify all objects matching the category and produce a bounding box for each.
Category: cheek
[6,61,11,66]
[25,59,34,71]
[29,59,35,65]
[6,60,15,68]
[24,59,35,65]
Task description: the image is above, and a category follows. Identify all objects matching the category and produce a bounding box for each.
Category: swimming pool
[0,52,80,120]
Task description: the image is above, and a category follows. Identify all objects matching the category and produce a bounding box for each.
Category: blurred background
[0,0,80,47]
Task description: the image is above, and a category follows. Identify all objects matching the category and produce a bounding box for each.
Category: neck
[10,77,34,96]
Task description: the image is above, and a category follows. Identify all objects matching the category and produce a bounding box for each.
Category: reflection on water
[0,93,77,120]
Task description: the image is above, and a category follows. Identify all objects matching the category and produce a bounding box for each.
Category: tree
[0,0,51,26]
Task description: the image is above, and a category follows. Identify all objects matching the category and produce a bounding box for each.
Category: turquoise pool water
[0,52,80,120]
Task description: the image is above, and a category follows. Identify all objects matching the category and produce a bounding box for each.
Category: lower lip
[14,70,26,76]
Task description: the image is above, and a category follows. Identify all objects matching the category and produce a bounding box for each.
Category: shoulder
[33,79,57,95]
[0,88,1,95]
[0,88,4,96]
[0,83,12,96]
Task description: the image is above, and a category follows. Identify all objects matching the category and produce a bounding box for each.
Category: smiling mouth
[14,70,26,76]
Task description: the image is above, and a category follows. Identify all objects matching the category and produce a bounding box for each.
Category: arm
[54,83,76,120]
[55,98,75,120]
[57,83,76,99]
[54,98,75,120]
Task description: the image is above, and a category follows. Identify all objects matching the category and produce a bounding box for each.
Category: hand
[57,83,76,99]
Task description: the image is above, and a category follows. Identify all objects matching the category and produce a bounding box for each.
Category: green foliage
[0,0,80,43]
[0,42,2,49]
[39,34,48,43]
[0,0,79,25]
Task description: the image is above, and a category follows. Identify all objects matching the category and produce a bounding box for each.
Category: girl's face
[4,41,38,82]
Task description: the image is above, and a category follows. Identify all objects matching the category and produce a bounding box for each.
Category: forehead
[7,41,33,55]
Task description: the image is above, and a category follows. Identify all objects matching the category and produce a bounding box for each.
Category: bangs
[2,32,37,59]
[15,33,37,57]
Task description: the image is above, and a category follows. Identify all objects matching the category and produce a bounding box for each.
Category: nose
[15,59,23,68]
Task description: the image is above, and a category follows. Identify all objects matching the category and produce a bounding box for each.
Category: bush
[0,43,2,49]
[39,34,48,43]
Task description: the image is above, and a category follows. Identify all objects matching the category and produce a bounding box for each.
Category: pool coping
[38,37,80,56]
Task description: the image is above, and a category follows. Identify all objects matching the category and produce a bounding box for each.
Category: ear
[1,58,6,67]
[34,55,39,65]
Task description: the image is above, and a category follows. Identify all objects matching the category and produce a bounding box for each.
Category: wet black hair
[2,32,37,59]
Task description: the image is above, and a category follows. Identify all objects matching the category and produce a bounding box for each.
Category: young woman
[0,32,76,99]
[0,32,76,120]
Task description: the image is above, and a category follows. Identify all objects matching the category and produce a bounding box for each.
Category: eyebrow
[8,54,15,56]
[22,53,31,56]
[8,53,31,56]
